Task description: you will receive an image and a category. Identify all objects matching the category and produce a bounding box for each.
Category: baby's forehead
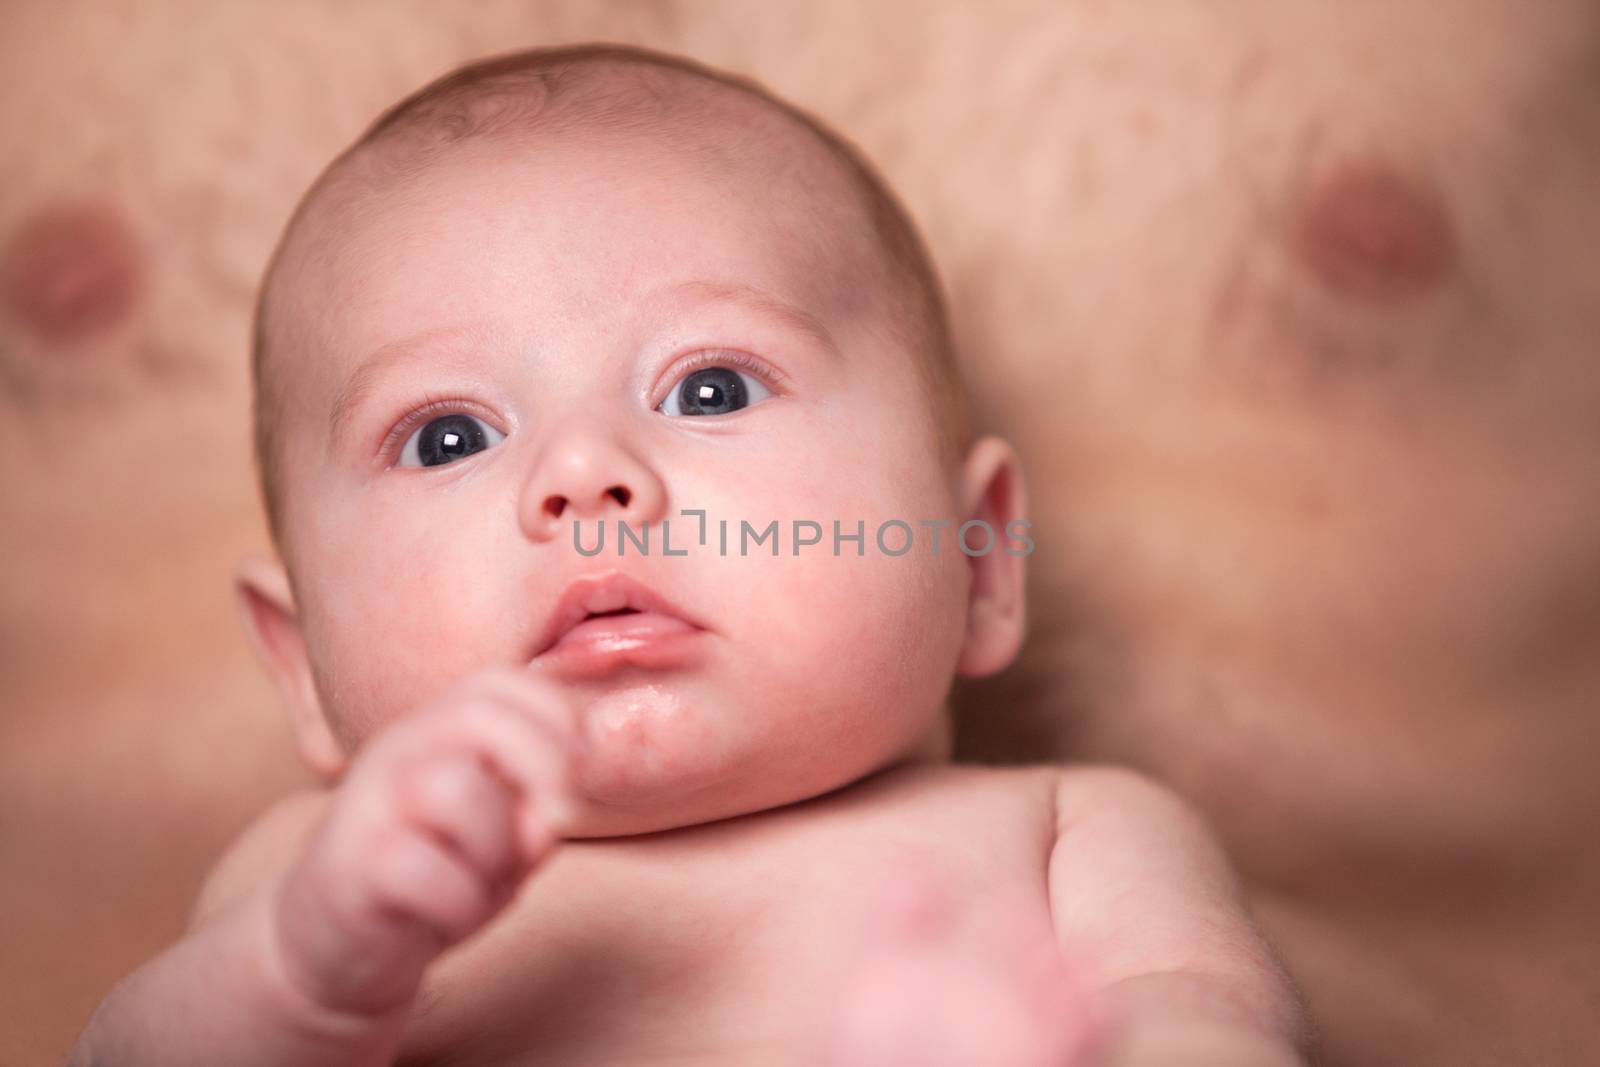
[251,52,962,540]
[281,105,893,342]
[267,57,918,320]
[352,69,861,211]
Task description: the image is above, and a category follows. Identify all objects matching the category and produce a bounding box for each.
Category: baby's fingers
[823,873,1103,1067]
[369,830,495,947]
[965,888,1105,1066]
[473,667,584,754]
[466,676,588,841]
[416,700,575,861]
[402,753,516,879]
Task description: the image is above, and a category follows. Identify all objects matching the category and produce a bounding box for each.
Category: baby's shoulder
[1042,764,1238,894]
[188,788,330,929]
[1048,763,1218,845]
[899,761,1210,845]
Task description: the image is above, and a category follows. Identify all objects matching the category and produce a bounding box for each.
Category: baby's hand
[268,668,582,1019]
[819,872,1103,1067]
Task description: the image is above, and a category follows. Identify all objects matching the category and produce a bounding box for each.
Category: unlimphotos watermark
[571,510,1033,558]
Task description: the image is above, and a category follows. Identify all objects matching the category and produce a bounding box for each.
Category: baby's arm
[1050,767,1311,1067]
[67,669,580,1067]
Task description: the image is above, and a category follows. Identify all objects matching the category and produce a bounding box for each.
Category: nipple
[1294,162,1457,303]
[1,201,144,343]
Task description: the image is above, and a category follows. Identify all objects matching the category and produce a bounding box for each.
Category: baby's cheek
[308,530,511,741]
[763,545,968,717]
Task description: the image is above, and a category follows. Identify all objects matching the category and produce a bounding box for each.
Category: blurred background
[4,2,1598,1065]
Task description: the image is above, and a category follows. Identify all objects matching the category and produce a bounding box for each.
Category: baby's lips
[526,571,707,662]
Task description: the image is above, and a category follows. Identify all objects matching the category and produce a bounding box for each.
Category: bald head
[251,44,967,545]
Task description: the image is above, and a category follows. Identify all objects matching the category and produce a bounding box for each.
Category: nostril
[606,485,631,508]
[543,495,568,519]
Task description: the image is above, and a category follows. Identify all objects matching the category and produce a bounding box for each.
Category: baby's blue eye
[659,366,772,417]
[398,413,505,468]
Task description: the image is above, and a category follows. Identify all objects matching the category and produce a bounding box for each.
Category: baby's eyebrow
[661,280,841,360]
[327,323,491,447]
[326,284,839,447]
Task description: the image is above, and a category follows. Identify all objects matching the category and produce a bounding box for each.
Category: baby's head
[240,45,1027,834]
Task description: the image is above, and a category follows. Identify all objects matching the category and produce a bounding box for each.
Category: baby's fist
[820,873,1103,1067]
[270,668,582,1017]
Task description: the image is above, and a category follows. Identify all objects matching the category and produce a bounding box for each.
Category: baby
[71,45,1308,1067]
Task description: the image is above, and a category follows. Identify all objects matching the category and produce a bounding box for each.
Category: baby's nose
[543,482,632,520]
[518,430,667,543]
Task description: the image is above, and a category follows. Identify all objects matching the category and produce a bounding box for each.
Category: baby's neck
[909,708,954,764]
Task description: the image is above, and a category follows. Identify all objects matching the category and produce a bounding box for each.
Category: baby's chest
[396,767,1060,1066]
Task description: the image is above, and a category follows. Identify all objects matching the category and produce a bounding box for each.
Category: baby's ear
[954,437,1029,678]
[234,557,347,778]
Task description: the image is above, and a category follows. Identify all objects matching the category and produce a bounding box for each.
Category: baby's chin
[574,682,719,801]
[563,680,895,837]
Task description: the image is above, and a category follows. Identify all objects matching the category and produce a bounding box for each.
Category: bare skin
[945,4,1600,1064]
[6,3,1598,1065]
[75,673,1302,1067]
[66,56,1308,1067]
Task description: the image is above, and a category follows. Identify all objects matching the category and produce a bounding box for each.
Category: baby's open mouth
[550,607,689,652]
[529,574,707,677]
